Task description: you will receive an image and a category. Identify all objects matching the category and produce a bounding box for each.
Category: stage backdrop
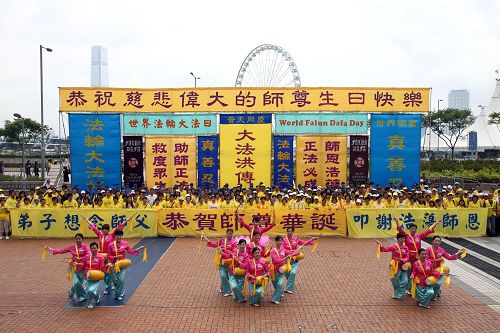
[11,209,157,238]
[145,136,196,188]
[296,136,347,187]
[69,114,121,189]
[370,114,421,188]
[219,114,272,187]
[346,208,487,238]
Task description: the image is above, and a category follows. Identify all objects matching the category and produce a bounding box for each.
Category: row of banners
[60,87,430,113]
[11,208,487,238]
[69,113,421,189]
[121,113,369,135]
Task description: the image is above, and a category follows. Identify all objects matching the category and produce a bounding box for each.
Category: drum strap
[417,260,428,278]
[395,243,402,261]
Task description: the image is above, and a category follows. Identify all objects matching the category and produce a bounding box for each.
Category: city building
[448,89,470,109]
[91,46,109,87]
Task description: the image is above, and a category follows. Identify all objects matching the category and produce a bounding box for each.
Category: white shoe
[0,236,4,240]
[103,290,109,295]
[87,304,93,309]
[5,236,9,240]
[117,297,123,301]
[271,300,280,305]
[251,303,260,307]
[111,285,115,290]
[284,290,294,294]
[219,289,223,293]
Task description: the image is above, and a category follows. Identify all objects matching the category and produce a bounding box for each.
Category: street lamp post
[189,72,200,88]
[14,113,26,190]
[437,99,443,153]
[40,45,52,181]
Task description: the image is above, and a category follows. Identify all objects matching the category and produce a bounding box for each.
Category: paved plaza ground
[0,237,499,332]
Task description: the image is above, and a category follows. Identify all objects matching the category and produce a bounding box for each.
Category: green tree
[0,117,51,144]
[489,111,500,130]
[429,108,475,158]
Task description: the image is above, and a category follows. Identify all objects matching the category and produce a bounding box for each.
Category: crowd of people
[0,179,499,239]
[0,179,495,309]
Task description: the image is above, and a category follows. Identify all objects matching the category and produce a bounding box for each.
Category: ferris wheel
[235,44,301,87]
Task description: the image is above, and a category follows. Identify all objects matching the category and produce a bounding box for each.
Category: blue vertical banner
[69,114,122,189]
[197,135,219,189]
[273,135,294,188]
[370,114,421,188]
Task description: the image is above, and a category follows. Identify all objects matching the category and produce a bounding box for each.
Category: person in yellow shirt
[63,194,79,209]
[51,197,62,209]
[6,190,18,209]
[385,194,395,208]
[197,197,208,209]
[102,190,114,208]
[371,195,386,208]
[394,193,408,208]
[109,196,124,209]
[343,195,355,209]
[79,197,93,209]
[137,196,151,209]
[220,197,235,209]
[362,196,372,207]
[164,195,179,209]
[94,198,105,209]
[21,197,36,209]
[468,195,481,208]
[310,196,322,210]
[0,195,11,239]
[151,198,164,211]
[256,196,269,209]
[184,195,195,208]
[443,193,455,208]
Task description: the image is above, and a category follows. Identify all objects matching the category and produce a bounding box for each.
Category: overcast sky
[1,0,499,136]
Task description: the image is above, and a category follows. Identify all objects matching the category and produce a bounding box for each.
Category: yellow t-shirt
[79,203,93,209]
[102,196,114,208]
[6,198,18,209]
[0,205,9,220]
[63,200,78,209]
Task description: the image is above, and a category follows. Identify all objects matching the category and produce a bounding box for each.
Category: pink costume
[411,259,440,287]
[270,247,298,272]
[242,257,270,284]
[53,243,90,270]
[397,225,435,262]
[84,252,107,273]
[379,243,410,269]
[88,222,124,253]
[237,216,276,242]
[207,238,237,262]
[229,248,250,275]
[281,236,313,252]
[426,246,458,269]
[106,240,138,263]
[246,241,267,258]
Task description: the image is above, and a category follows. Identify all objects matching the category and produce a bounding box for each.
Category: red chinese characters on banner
[60,88,430,113]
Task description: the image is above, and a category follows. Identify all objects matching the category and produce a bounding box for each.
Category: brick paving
[0,237,499,332]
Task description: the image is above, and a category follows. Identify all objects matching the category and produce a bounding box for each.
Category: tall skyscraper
[91,46,109,87]
[448,89,470,109]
